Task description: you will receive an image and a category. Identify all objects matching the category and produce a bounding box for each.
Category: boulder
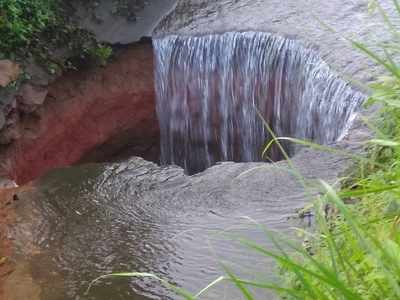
[0,125,20,145]
[17,84,48,114]
[0,60,20,88]
[0,178,18,189]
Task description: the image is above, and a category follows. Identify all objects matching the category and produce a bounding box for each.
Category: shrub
[0,0,58,58]
[87,44,113,67]
[0,0,112,70]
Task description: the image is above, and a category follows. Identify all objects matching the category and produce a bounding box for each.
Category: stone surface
[0,112,5,131]
[156,0,395,85]
[0,111,19,145]
[0,60,20,88]
[0,41,159,183]
[0,178,17,189]
[23,59,57,87]
[0,87,17,109]
[75,0,178,44]
[17,84,48,114]
[0,125,20,145]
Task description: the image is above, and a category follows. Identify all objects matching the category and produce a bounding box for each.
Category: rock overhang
[154,0,396,85]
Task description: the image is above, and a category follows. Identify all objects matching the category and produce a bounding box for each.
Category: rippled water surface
[12,154,339,300]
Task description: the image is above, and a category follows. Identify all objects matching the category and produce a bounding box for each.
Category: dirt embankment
[0,41,159,185]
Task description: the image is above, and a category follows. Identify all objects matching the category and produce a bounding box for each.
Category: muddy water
[7,147,352,299]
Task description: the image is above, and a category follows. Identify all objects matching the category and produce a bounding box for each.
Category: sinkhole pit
[153,31,365,174]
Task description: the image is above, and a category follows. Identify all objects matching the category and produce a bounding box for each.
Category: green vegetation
[0,0,112,72]
[90,109,400,299]
[267,2,400,298]
[220,1,400,298]
[212,1,400,298]
[86,44,113,67]
[0,0,58,58]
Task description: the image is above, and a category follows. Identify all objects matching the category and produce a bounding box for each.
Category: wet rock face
[16,84,48,114]
[0,42,159,184]
[156,0,395,83]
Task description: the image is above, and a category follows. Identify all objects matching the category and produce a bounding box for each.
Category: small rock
[17,84,48,114]
[0,60,20,87]
[0,178,18,189]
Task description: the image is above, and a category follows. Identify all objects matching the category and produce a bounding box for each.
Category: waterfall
[153,32,365,174]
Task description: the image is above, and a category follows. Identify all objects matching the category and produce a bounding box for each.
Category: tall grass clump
[241,1,400,298]
[233,1,400,298]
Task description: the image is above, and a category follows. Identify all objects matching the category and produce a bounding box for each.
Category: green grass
[224,1,400,298]
[221,1,400,298]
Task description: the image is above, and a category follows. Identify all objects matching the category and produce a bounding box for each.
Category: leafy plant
[0,0,58,58]
[0,0,113,71]
[86,44,113,67]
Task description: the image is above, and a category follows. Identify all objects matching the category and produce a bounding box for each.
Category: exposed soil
[0,40,159,185]
[0,187,18,299]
